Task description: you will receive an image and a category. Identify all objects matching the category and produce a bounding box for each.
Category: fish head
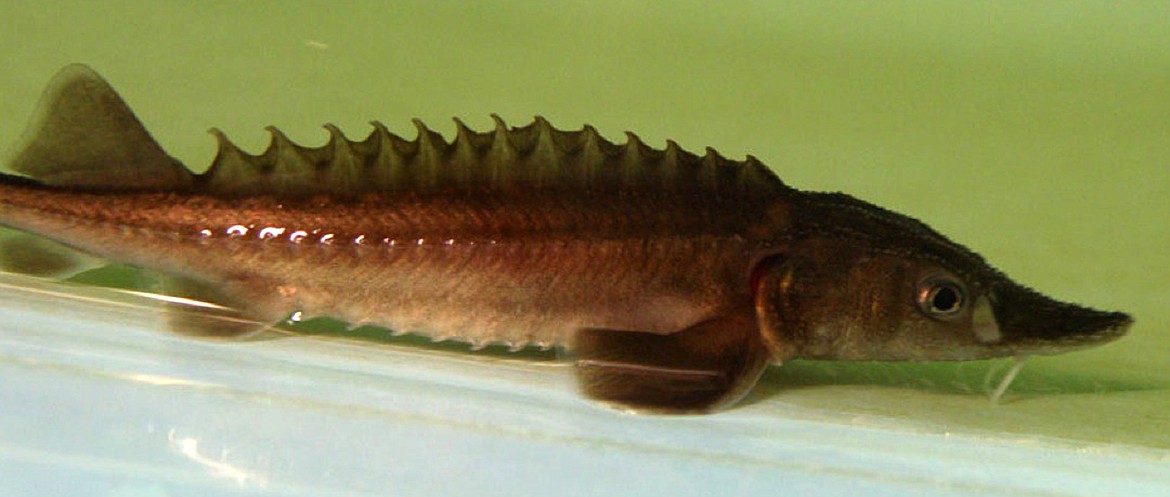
[753,193,1132,362]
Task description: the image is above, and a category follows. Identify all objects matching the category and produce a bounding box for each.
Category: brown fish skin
[0,64,1133,412]
[0,183,763,350]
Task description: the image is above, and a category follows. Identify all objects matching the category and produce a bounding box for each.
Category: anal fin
[155,274,290,340]
[571,310,770,413]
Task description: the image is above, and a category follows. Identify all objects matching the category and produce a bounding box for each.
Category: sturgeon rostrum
[0,65,1132,412]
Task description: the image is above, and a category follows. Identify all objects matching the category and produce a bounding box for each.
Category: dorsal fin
[3,64,194,190]
[201,115,790,199]
[6,64,788,199]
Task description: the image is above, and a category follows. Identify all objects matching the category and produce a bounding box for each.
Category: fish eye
[917,276,966,319]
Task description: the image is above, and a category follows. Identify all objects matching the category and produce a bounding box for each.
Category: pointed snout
[989,281,1133,353]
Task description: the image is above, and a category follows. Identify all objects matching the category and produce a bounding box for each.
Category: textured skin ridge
[200,115,790,198]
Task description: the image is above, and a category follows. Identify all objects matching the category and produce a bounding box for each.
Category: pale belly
[189,234,752,349]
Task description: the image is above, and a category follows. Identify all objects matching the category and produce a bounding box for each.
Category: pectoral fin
[571,310,770,413]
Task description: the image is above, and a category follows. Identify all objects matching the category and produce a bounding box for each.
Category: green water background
[1,2,1166,448]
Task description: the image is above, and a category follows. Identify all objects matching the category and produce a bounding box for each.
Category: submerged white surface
[0,273,1165,497]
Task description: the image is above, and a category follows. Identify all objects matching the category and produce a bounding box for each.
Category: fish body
[0,184,756,350]
[0,65,1132,412]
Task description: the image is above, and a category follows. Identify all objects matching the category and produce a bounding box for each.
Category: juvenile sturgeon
[0,65,1132,412]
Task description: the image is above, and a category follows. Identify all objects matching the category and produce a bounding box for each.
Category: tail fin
[0,227,104,279]
[2,64,194,190]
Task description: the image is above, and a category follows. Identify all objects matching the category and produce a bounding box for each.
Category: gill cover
[748,238,1131,363]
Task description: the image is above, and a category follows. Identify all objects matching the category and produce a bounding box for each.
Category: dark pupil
[932,286,960,312]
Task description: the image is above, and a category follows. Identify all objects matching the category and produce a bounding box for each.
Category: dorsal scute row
[200,115,788,198]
